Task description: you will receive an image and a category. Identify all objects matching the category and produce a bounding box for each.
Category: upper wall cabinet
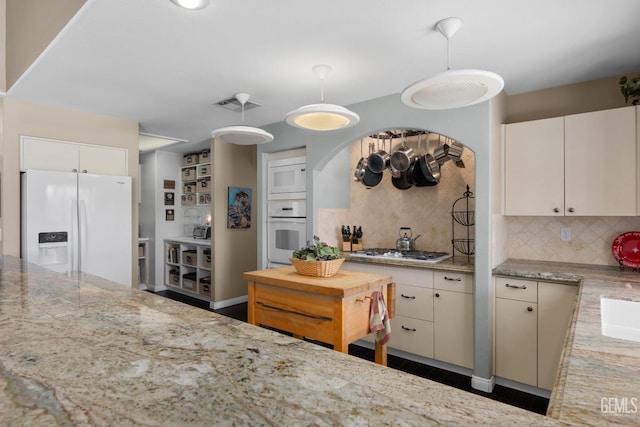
[505,106,637,216]
[20,136,128,176]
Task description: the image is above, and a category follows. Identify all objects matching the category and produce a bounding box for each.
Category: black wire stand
[452,185,475,262]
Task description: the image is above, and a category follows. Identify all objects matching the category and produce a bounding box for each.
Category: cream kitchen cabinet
[494,277,578,390]
[504,106,636,216]
[433,271,474,369]
[345,262,474,368]
[20,136,128,176]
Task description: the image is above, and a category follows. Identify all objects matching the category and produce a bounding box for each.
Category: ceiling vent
[215,96,260,112]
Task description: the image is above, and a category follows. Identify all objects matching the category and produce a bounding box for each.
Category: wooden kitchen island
[244,266,395,365]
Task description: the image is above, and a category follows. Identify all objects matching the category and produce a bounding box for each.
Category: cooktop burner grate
[350,248,452,263]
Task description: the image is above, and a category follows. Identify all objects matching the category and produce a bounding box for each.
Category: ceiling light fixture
[210,92,274,145]
[401,17,504,110]
[285,65,360,131]
[170,0,209,10]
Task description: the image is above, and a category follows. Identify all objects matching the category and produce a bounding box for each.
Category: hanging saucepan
[353,139,367,182]
[413,132,440,186]
[392,168,413,190]
[390,132,416,172]
[388,162,401,179]
[433,135,450,166]
[361,142,383,188]
[446,138,466,168]
[367,135,390,174]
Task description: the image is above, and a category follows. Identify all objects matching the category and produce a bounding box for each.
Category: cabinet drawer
[345,262,385,275]
[434,271,473,293]
[396,284,433,321]
[386,265,433,288]
[495,277,537,302]
[391,315,434,358]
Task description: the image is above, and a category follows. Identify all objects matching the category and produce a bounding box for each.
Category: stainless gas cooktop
[349,248,452,264]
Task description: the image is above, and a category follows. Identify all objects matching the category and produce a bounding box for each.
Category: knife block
[342,241,352,252]
[352,241,363,252]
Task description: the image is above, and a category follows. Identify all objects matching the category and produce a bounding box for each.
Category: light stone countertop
[0,255,553,426]
[494,259,640,426]
[345,253,474,273]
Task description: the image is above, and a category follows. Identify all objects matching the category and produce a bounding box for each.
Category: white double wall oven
[266,155,307,268]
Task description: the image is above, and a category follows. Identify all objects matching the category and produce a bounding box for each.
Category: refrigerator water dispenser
[38,232,70,273]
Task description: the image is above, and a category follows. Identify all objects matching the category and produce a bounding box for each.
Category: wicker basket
[290,257,345,278]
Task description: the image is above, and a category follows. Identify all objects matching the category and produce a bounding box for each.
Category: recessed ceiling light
[138,133,188,152]
[170,0,210,10]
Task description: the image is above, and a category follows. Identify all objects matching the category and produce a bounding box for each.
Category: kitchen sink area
[601,296,640,343]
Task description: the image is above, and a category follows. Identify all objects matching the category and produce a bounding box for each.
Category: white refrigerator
[21,169,132,286]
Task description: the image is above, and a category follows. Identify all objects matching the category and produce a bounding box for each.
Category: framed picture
[166,209,174,221]
[163,180,175,189]
[164,192,175,205]
[227,187,251,229]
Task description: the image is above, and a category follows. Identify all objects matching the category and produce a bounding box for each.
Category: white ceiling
[7,0,640,153]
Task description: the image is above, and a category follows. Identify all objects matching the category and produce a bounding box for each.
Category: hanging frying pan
[361,142,383,188]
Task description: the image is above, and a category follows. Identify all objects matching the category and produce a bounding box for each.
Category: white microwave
[267,156,306,200]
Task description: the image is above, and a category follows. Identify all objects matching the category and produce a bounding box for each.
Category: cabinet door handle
[82,170,88,173]
[401,325,417,332]
[553,208,560,213]
[72,168,78,173]
[444,276,461,281]
[567,207,575,213]
[527,306,534,312]
[505,283,527,290]
[435,293,440,298]
[400,294,416,299]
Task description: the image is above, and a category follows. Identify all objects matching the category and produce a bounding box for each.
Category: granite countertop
[494,259,640,426]
[0,255,551,426]
[345,253,474,273]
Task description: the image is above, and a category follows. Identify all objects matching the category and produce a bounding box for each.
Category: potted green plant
[290,236,344,277]
[619,74,640,105]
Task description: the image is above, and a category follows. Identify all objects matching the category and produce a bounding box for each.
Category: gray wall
[258,92,501,385]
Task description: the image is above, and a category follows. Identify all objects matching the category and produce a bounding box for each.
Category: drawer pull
[527,306,534,312]
[435,293,440,298]
[400,294,416,300]
[505,283,527,290]
[444,276,462,281]
[401,325,417,332]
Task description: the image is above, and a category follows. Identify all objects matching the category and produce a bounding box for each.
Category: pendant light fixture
[401,17,504,110]
[170,0,210,10]
[285,65,360,131]
[211,92,274,145]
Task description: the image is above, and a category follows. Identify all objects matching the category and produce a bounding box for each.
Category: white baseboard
[211,295,248,310]
[472,375,495,393]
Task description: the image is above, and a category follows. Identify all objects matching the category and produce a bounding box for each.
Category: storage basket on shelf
[290,257,345,278]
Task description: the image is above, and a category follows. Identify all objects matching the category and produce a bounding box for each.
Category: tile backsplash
[318,134,475,255]
[506,216,640,267]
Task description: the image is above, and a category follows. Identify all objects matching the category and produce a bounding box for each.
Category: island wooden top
[243,266,393,298]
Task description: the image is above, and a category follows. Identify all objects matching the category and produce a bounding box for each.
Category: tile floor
[154,290,549,416]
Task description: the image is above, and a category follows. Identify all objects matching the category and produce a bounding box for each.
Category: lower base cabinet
[346,262,474,369]
[494,277,578,390]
